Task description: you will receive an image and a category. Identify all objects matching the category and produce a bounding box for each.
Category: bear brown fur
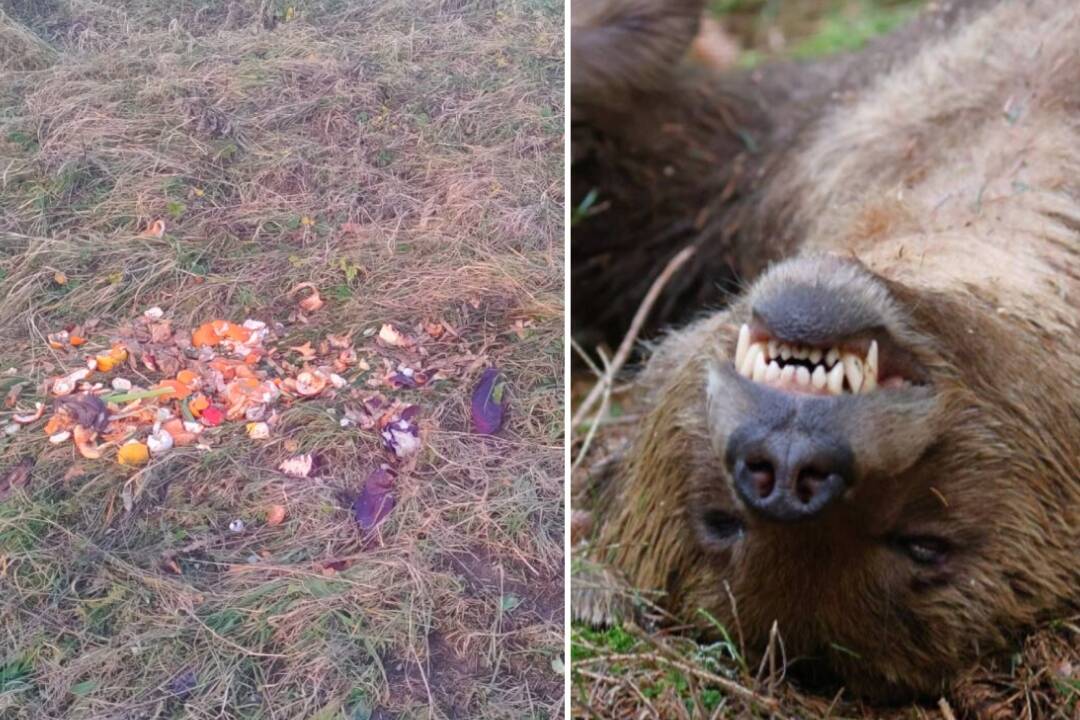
[572,0,1080,703]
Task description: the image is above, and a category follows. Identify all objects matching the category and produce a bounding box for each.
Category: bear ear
[571,0,705,109]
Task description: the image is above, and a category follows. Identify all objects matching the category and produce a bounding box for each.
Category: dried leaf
[289,342,317,360]
[266,504,286,526]
[278,453,315,478]
[4,382,25,408]
[246,421,270,439]
[149,320,173,344]
[139,219,166,238]
[422,321,445,339]
[377,323,413,348]
[0,456,35,501]
[290,282,325,312]
[326,333,352,349]
[300,290,324,312]
[353,466,396,530]
[471,368,508,435]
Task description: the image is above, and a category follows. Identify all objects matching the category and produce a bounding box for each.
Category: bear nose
[727,421,853,522]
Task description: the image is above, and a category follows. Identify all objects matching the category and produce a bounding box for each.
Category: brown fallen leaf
[266,504,286,525]
[0,456,35,501]
[4,382,25,408]
[326,333,352,349]
[289,282,325,312]
[377,323,414,348]
[289,342,317,361]
[278,453,315,478]
[139,219,166,238]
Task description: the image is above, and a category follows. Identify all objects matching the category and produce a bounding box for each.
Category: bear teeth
[733,323,880,395]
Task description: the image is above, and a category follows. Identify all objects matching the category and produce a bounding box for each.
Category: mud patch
[380,630,481,719]
[442,544,562,627]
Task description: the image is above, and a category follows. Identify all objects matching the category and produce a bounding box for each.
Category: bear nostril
[795,467,827,505]
[746,460,775,498]
[727,421,854,523]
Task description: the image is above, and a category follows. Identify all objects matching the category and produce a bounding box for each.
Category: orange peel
[156,379,192,400]
[117,441,150,466]
[44,413,73,435]
[162,418,197,446]
[188,393,210,417]
[176,369,199,388]
[73,426,103,459]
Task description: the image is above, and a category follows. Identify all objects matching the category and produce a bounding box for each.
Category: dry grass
[0,1,563,718]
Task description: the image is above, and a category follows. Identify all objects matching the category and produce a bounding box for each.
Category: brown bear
[572,0,1080,704]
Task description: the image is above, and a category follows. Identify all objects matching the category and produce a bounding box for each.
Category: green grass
[708,0,924,66]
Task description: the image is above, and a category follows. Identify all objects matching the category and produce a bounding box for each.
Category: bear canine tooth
[827,363,844,395]
[780,364,796,384]
[765,360,781,383]
[735,324,751,369]
[863,368,878,392]
[812,364,827,389]
[796,366,811,386]
[752,350,769,382]
[809,348,823,365]
[826,347,840,367]
[740,343,761,378]
[843,354,864,393]
[865,339,880,392]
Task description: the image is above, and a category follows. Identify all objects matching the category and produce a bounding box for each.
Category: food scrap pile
[4,301,511,528]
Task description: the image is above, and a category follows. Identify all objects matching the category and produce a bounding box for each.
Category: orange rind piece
[117,441,150,466]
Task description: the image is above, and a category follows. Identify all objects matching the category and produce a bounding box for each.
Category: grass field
[0,1,563,718]
[570,1,1080,718]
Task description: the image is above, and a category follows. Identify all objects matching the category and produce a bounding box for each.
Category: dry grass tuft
[0,8,58,71]
[0,1,563,717]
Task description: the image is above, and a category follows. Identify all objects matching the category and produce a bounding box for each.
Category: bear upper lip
[733,322,927,394]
